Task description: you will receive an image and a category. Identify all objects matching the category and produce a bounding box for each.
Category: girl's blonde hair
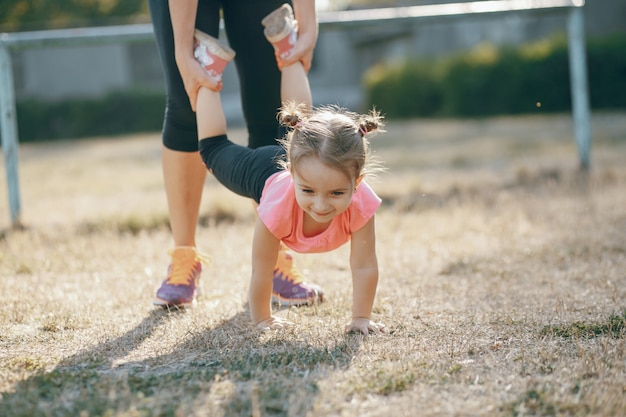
[277,102,384,181]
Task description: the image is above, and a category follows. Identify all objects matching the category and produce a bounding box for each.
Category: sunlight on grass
[1,115,626,416]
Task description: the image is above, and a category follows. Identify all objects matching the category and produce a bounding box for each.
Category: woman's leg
[149,0,220,307]
[222,1,288,148]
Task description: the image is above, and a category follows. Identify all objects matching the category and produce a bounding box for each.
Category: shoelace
[275,248,304,285]
[166,247,211,285]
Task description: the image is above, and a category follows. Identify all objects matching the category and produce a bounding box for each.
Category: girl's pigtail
[358,108,385,137]
[279,101,306,129]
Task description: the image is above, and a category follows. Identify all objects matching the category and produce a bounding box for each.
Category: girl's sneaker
[193,29,236,82]
[262,3,298,60]
[153,246,211,308]
[272,245,325,306]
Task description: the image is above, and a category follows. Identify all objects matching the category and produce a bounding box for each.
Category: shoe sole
[262,4,294,28]
[194,29,236,62]
[153,297,196,309]
[262,4,295,42]
[271,289,324,307]
[152,286,200,309]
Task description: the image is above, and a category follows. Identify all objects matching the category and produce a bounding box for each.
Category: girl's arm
[169,0,221,111]
[250,217,293,329]
[345,216,386,335]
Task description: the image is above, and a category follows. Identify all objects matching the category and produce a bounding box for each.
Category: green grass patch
[540,311,626,339]
[503,386,594,417]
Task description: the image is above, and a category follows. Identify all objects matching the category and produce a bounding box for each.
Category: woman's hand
[277,22,316,72]
[345,317,387,335]
[168,0,222,112]
[279,0,318,72]
[176,53,222,112]
[256,315,294,331]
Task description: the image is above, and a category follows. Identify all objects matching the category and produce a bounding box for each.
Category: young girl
[193,6,386,334]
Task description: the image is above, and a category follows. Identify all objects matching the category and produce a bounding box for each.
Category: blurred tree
[327,0,472,11]
[1,0,456,31]
[0,0,149,32]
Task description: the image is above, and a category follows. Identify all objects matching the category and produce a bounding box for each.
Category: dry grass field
[1,112,625,416]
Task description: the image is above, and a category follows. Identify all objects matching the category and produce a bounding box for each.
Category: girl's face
[291,156,361,225]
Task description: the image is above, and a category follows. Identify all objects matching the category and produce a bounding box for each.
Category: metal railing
[1,0,589,227]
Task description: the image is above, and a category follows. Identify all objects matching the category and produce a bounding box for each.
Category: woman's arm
[250,217,293,329]
[345,216,386,335]
[169,0,221,111]
[281,0,318,72]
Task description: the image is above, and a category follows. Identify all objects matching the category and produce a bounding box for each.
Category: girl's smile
[292,156,360,226]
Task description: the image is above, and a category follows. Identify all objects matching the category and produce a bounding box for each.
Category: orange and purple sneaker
[262,3,298,61]
[153,246,211,308]
[193,29,236,82]
[272,245,325,306]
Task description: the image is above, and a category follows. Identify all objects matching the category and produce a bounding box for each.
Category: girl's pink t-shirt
[257,171,381,254]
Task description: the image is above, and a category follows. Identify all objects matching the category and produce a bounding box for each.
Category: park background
[2,0,625,141]
[1,1,626,416]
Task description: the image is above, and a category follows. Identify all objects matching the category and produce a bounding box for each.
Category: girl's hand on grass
[345,317,387,335]
[256,315,293,331]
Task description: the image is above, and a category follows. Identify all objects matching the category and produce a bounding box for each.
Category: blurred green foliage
[16,91,165,142]
[364,33,626,118]
[14,33,626,142]
[0,0,148,32]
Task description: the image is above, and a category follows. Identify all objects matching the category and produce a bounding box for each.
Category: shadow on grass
[0,307,362,416]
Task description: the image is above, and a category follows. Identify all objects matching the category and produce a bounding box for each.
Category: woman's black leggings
[148,0,289,152]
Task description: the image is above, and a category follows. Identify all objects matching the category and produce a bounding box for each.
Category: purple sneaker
[153,247,211,308]
[271,246,324,306]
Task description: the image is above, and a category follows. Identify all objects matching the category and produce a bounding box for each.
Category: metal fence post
[0,41,21,227]
[567,5,591,170]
